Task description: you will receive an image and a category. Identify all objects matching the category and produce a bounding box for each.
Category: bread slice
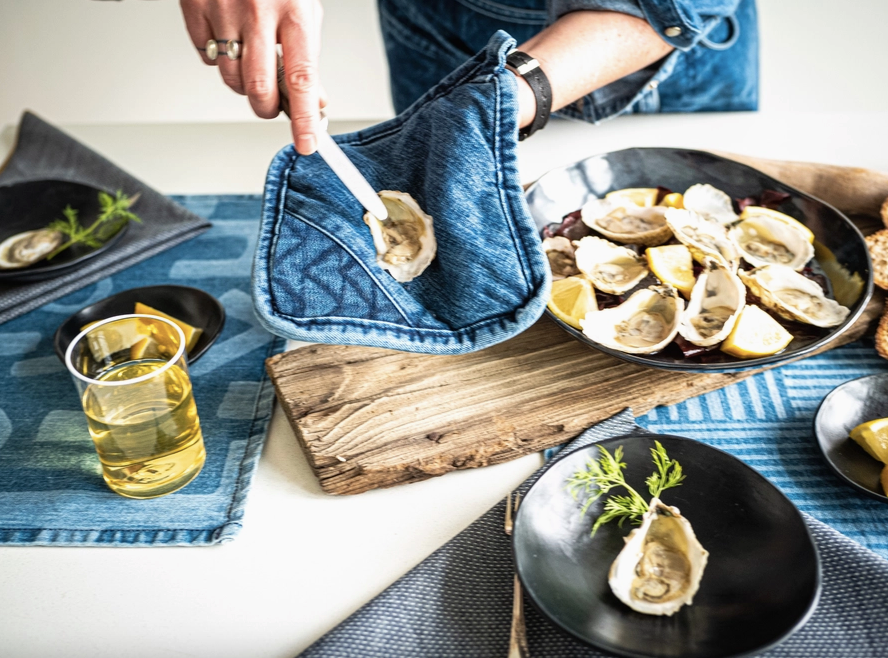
[882,196,888,229]
[866,229,888,291]
[877,304,888,361]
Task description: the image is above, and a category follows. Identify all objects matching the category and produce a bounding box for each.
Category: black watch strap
[506,50,552,141]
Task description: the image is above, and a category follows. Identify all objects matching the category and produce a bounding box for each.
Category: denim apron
[253,32,550,355]
[379,0,758,119]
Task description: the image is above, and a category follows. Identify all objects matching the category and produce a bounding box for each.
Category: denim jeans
[379,0,758,121]
[253,31,550,354]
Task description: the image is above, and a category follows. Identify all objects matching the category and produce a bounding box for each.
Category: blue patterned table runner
[0,195,284,546]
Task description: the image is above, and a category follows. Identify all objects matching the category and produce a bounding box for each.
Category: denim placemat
[0,195,284,546]
[0,111,211,324]
[300,342,888,657]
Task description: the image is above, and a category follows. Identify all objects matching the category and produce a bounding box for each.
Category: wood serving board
[266,153,888,496]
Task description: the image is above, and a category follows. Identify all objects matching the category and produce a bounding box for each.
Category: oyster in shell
[581,197,672,247]
[573,236,648,295]
[665,208,740,272]
[682,183,738,225]
[728,214,814,271]
[580,285,683,354]
[739,264,850,327]
[608,498,709,616]
[542,236,579,279]
[364,190,436,283]
[0,229,64,269]
[678,259,746,347]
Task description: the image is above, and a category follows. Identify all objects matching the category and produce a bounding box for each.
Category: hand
[180,0,326,155]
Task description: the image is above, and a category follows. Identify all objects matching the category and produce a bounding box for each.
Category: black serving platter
[53,285,226,364]
[524,148,873,372]
[513,434,821,658]
[0,180,130,283]
[814,373,888,502]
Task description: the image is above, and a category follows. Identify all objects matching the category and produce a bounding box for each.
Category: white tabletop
[1,111,887,658]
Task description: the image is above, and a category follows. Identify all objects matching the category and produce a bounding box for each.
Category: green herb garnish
[566,441,685,536]
[46,190,142,260]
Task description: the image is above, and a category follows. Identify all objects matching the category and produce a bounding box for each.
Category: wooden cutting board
[266,153,888,496]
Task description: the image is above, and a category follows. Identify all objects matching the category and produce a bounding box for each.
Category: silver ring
[204,39,242,61]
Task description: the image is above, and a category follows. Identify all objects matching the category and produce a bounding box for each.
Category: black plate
[513,434,820,658]
[524,148,874,372]
[53,285,226,364]
[814,373,888,502]
[0,180,130,283]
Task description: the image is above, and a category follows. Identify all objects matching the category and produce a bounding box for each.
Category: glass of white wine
[64,314,205,499]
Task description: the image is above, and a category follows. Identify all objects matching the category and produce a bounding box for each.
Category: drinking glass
[64,314,206,498]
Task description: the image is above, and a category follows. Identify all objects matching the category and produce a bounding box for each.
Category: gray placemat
[0,111,211,324]
[299,410,888,658]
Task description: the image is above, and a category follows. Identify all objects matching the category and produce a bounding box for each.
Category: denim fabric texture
[253,31,550,355]
[380,0,758,120]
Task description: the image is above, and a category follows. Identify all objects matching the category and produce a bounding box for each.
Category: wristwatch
[505,50,552,141]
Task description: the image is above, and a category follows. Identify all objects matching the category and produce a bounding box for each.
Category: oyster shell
[608,498,709,616]
[363,191,436,283]
[678,259,746,347]
[665,208,740,272]
[542,236,579,279]
[682,183,738,225]
[739,264,850,327]
[573,236,648,295]
[581,198,672,247]
[728,214,814,271]
[580,285,683,354]
[0,229,64,269]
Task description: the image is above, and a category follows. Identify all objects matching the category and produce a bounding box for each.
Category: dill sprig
[46,190,141,260]
[566,441,686,536]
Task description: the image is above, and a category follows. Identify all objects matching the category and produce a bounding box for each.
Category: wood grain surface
[267,153,888,496]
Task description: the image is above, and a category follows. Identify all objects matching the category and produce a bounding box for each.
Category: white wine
[83,359,205,498]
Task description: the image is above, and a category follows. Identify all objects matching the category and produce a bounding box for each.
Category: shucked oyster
[682,183,738,225]
[665,208,740,272]
[728,214,814,271]
[580,285,683,354]
[541,236,580,279]
[581,197,673,247]
[0,228,64,269]
[678,259,746,347]
[739,264,850,327]
[364,190,436,283]
[574,236,648,295]
[608,498,709,616]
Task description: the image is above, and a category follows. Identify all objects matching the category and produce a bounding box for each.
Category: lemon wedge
[661,192,684,209]
[739,206,815,244]
[849,418,888,463]
[548,276,598,329]
[84,318,153,362]
[605,188,659,208]
[135,302,203,352]
[720,305,793,358]
[646,244,695,298]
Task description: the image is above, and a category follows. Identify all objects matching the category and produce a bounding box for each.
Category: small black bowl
[514,434,820,658]
[53,285,226,364]
[0,180,130,283]
[814,373,888,502]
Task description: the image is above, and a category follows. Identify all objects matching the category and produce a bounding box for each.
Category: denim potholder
[252,31,550,355]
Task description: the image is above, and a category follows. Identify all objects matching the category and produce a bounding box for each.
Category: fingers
[241,19,280,119]
[280,1,323,155]
[180,0,215,66]
[207,2,245,95]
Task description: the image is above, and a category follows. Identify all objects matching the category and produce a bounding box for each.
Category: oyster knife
[277,62,388,220]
